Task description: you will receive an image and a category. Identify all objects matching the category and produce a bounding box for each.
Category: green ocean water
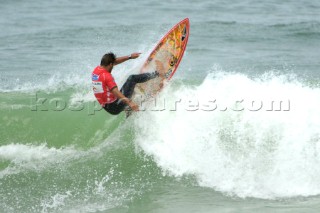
[1,0,320,212]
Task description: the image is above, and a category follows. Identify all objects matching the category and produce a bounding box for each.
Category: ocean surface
[1,0,320,212]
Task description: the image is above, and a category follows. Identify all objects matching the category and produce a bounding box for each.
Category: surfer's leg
[129,72,158,83]
[120,72,158,98]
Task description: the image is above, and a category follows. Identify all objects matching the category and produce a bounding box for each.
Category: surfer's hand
[130,52,141,59]
[129,101,139,111]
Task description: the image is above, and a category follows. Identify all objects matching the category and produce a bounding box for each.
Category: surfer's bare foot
[155,60,166,79]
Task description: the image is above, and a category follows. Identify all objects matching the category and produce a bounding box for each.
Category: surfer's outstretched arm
[114,52,141,65]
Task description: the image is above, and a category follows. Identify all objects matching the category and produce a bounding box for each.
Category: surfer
[92,52,165,115]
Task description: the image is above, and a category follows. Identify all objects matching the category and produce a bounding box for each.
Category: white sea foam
[0,143,79,178]
[40,191,72,213]
[134,71,320,199]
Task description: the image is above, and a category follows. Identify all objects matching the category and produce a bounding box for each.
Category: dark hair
[100,52,116,66]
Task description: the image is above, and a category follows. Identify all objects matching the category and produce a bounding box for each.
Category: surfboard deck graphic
[126,18,190,117]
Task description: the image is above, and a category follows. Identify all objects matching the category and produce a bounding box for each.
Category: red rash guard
[92,66,117,106]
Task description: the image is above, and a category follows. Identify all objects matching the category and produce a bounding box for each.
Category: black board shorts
[103,99,126,115]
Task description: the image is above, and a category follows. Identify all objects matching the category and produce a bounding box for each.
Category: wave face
[2,71,319,212]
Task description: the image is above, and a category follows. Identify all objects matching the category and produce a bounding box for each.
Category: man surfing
[92,52,165,115]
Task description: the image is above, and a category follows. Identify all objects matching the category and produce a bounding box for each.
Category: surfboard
[127,18,190,117]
